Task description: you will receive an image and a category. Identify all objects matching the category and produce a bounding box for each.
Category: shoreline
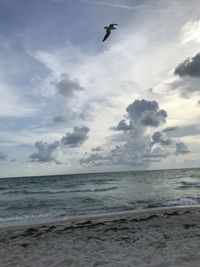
[1,205,200,266]
[1,204,200,230]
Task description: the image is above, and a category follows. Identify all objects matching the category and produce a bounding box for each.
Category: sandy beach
[0,206,200,267]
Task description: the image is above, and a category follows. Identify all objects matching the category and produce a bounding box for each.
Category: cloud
[111,119,132,131]
[80,0,147,10]
[53,74,85,97]
[170,77,200,97]
[181,20,200,44]
[162,126,178,133]
[0,152,16,162]
[80,153,104,166]
[168,52,200,97]
[29,140,61,164]
[91,146,103,152]
[152,131,173,146]
[61,126,90,147]
[166,124,200,138]
[0,153,9,161]
[174,53,200,78]
[175,142,190,155]
[81,99,171,167]
[126,99,168,127]
[81,98,192,168]
[140,110,167,127]
[52,115,67,124]
[143,147,169,158]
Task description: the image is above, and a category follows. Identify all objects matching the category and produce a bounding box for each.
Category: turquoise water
[0,168,200,227]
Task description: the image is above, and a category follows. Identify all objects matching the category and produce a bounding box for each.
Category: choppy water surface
[0,168,200,227]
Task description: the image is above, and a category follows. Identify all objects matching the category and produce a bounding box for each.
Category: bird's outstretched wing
[109,23,118,27]
[102,30,111,42]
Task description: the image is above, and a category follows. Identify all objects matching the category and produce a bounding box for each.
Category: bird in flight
[102,24,118,42]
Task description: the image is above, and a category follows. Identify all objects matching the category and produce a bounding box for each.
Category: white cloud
[181,20,200,44]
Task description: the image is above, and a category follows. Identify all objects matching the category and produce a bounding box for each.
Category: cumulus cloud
[81,99,172,167]
[126,99,167,127]
[61,126,90,147]
[175,142,190,155]
[81,99,192,168]
[169,52,200,97]
[111,119,132,131]
[53,74,85,97]
[29,140,61,164]
[143,147,169,158]
[152,131,173,146]
[174,53,200,78]
[80,153,104,166]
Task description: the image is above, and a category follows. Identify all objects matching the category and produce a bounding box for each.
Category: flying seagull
[102,23,118,42]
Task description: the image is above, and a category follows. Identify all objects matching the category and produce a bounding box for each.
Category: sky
[1,0,200,177]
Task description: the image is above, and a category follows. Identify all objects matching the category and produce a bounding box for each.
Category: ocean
[0,168,200,227]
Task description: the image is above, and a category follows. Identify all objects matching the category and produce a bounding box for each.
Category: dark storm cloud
[126,99,159,119]
[175,53,200,78]
[111,100,167,134]
[126,99,168,127]
[53,74,85,97]
[29,140,60,164]
[175,142,190,155]
[111,119,132,131]
[140,110,167,127]
[152,131,173,146]
[172,53,200,97]
[61,126,90,147]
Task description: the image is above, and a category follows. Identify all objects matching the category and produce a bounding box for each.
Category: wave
[3,186,118,196]
[136,197,200,209]
[166,197,200,206]
[0,210,67,226]
[1,196,200,227]
[3,189,70,195]
[178,181,200,189]
[0,187,9,190]
[71,186,118,193]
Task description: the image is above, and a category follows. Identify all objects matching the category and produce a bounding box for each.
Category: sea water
[0,168,200,227]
